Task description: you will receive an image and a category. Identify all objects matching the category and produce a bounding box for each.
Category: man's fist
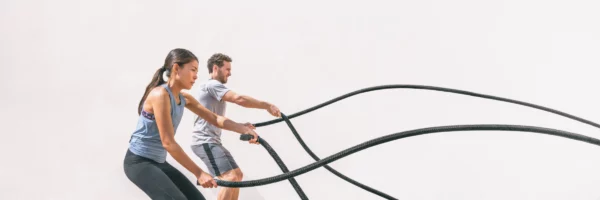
[267,104,281,117]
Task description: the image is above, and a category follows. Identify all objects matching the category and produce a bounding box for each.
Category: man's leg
[217,168,243,200]
[231,168,243,199]
[192,143,242,200]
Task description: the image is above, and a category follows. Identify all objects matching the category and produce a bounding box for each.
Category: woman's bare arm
[149,88,205,177]
[183,92,260,144]
[183,92,251,134]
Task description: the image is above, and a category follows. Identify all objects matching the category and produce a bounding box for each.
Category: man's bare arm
[222,90,268,108]
[221,90,281,117]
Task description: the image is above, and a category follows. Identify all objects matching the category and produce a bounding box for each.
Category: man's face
[215,61,231,83]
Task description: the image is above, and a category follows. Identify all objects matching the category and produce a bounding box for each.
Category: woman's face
[173,60,199,90]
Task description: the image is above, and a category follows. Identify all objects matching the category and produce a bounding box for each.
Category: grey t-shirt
[191,79,230,145]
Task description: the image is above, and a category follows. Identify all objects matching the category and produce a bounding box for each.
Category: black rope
[242,135,308,199]
[209,84,599,200]
[218,124,600,187]
[253,84,600,129]
[279,113,398,199]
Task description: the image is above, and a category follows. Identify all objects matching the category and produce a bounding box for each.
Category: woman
[124,48,260,200]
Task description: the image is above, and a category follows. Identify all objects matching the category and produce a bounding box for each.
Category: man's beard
[218,74,227,83]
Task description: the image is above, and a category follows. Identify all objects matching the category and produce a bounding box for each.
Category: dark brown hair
[137,48,198,115]
[206,53,232,73]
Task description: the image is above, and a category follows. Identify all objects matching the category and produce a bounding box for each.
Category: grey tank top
[128,83,186,163]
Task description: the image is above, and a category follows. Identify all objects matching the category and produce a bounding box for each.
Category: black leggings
[123,149,206,200]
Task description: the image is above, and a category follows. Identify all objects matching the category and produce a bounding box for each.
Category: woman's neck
[166,81,182,97]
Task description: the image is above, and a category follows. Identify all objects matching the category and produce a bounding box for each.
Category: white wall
[2,0,600,199]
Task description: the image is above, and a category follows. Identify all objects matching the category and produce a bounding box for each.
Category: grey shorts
[192,143,239,177]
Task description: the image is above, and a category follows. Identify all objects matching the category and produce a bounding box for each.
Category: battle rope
[209,84,599,199]
[240,134,308,199]
[218,124,600,188]
[196,134,308,199]
[279,112,398,200]
[252,84,600,129]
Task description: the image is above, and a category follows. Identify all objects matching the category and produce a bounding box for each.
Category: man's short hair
[207,53,232,73]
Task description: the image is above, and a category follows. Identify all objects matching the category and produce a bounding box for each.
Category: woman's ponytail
[137,67,166,115]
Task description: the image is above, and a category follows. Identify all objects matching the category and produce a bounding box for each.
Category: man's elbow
[233,95,248,106]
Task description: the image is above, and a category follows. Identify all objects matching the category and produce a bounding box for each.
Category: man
[191,53,281,200]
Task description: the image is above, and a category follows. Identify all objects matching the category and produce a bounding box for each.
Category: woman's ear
[171,63,179,74]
